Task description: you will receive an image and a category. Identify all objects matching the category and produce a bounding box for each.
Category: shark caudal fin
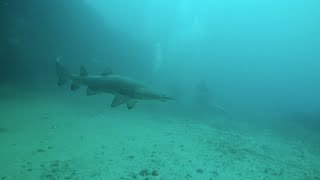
[56,57,71,86]
[70,65,88,91]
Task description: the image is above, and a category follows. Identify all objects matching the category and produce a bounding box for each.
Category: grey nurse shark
[56,57,174,109]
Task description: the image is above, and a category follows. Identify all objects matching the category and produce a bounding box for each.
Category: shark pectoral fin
[126,100,137,110]
[86,88,97,96]
[70,82,80,91]
[111,95,130,108]
[101,67,113,76]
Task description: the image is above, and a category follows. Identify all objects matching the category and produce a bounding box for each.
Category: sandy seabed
[0,87,319,180]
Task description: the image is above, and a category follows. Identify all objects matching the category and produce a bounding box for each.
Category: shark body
[56,58,174,109]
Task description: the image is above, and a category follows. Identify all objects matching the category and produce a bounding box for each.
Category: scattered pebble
[40,160,77,179]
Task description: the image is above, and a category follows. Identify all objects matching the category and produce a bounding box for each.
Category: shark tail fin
[56,57,70,86]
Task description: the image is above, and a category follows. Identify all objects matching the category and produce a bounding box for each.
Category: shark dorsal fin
[80,66,88,76]
[101,67,112,76]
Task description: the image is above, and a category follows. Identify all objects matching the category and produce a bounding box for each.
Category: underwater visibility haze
[0,0,320,179]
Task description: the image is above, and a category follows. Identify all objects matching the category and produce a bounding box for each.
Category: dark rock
[212,170,219,176]
[128,155,135,160]
[139,169,150,176]
[51,161,60,167]
[151,170,158,176]
[37,149,46,153]
[196,169,204,174]
[130,173,137,179]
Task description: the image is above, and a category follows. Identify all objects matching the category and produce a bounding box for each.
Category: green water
[1,0,320,179]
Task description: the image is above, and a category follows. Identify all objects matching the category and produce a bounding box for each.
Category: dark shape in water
[0,128,8,133]
[194,80,225,113]
[288,112,320,132]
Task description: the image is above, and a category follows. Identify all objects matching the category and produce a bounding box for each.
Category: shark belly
[83,75,142,98]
